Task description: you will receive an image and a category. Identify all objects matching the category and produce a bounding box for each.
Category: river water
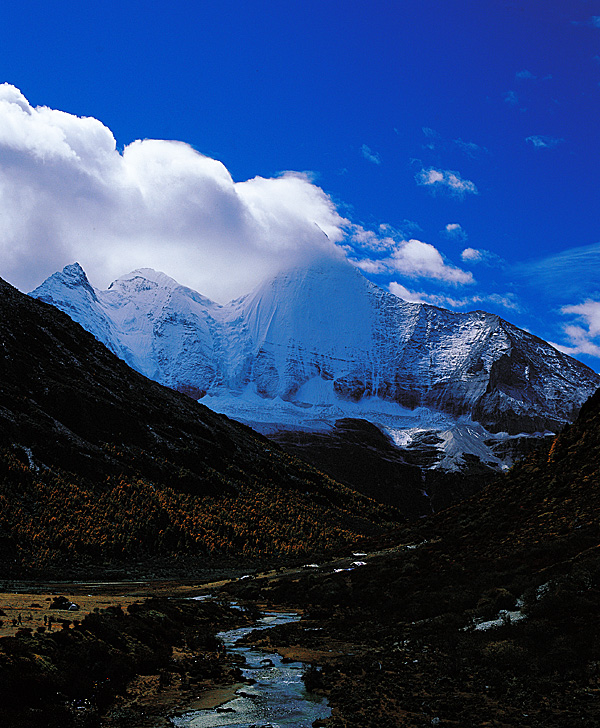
[170,608,331,728]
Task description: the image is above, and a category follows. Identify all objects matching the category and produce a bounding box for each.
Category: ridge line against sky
[0,1,599,369]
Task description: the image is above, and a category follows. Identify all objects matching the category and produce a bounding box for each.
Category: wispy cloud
[347,225,397,254]
[461,247,503,266]
[380,220,423,238]
[514,242,600,302]
[389,282,520,312]
[526,135,564,149]
[571,16,600,28]
[416,167,478,197]
[422,127,440,150]
[346,221,422,254]
[504,90,519,106]
[421,130,487,158]
[516,69,536,80]
[484,292,522,312]
[454,138,488,157]
[361,144,381,165]
[553,301,600,358]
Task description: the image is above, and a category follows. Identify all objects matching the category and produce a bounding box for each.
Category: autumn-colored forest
[0,441,400,575]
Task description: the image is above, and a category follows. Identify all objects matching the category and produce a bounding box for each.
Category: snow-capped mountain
[31,258,600,473]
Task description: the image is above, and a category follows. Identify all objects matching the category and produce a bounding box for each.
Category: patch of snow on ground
[436,423,506,471]
[474,609,527,631]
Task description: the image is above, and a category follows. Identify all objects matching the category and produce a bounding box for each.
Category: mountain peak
[31,262,97,301]
[59,262,94,291]
[243,253,385,309]
[63,261,87,280]
[273,252,371,284]
[108,268,182,292]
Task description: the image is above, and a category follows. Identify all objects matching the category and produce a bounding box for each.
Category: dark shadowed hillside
[225,385,600,727]
[0,277,400,576]
[270,417,508,515]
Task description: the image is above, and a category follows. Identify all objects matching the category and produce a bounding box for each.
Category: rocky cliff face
[32,258,599,443]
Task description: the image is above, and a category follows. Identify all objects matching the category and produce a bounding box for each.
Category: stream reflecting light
[171,610,330,728]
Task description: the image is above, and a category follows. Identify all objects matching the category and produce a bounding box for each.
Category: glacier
[30,257,600,473]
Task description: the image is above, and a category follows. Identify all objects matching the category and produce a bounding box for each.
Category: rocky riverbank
[0,591,253,728]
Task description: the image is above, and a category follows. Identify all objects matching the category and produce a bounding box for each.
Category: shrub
[481,639,529,673]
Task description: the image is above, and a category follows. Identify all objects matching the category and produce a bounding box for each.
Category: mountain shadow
[0,276,400,577]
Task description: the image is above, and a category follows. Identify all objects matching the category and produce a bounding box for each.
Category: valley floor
[1,520,598,728]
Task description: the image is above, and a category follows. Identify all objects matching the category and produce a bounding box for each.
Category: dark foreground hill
[0,276,399,577]
[226,387,600,726]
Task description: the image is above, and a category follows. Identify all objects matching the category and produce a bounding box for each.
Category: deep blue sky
[1,0,600,367]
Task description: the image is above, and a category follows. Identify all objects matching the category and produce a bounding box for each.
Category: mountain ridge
[31,259,600,443]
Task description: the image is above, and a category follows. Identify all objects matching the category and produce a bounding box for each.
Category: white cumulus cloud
[352,238,474,286]
[444,223,467,241]
[390,239,473,283]
[415,167,478,197]
[461,247,484,262]
[388,282,427,303]
[0,84,348,302]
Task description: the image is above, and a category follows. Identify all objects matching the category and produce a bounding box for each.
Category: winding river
[170,608,331,728]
